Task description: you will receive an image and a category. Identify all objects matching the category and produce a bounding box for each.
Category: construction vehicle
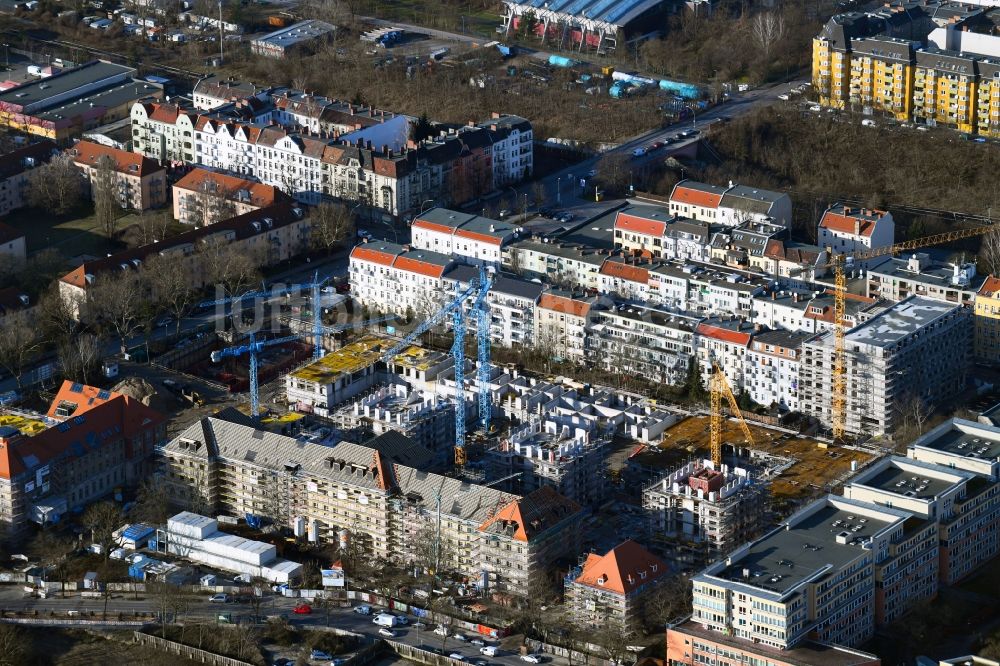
[709,363,754,467]
[180,384,205,407]
[380,264,494,466]
[823,222,995,440]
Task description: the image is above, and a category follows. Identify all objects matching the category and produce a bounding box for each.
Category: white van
[373,612,403,627]
[480,646,499,657]
[861,119,877,128]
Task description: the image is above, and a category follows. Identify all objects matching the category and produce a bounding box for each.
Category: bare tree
[640,574,692,632]
[92,155,122,239]
[29,530,76,598]
[247,576,270,623]
[594,618,633,666]
[227,623,261,662]
[0,310,41,389]
[0,624,30,665]
[751,12,785,63]
[86,272,145,354]
[37,286,79,345]
[980,227,1000,275]
[83,501,125,561]
[310,201,355,254]
[26,154,84,215]
[133,477,174,526]
[143,253,195,334]
[58,333,103,385]
[199,237,265,299]
[184,178,238,226]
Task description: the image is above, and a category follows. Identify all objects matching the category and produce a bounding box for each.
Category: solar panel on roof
[70,383,84,393]
[97,390,111,400]
[73,416,86,425]
[58,422,71,432]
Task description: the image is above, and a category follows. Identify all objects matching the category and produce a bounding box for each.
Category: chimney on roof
[468,120,475,127]
[855,218,861,235]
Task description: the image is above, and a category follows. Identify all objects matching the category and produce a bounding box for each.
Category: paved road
[0,590,570,666]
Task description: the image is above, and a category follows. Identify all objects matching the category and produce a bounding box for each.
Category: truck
[373,613,404,627]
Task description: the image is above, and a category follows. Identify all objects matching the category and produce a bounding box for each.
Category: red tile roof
[412,219,458,237]
[392,255,447,278]
[46,380,122,419]
[600,259,650,284]
[478,486,581,542]
[173,168,291,208]
[979,275,1000,298]
[574,540,668,596]
[615,212,667,237]
[454,228,503,245]
[696,323,752,346]
[0,391,164,480]
[819,206,887,238]
[537,293,591,318]
[350,245,398,267]
[670,185,723,209]
[70,140,164,178]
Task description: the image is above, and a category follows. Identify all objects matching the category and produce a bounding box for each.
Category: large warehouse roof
[504,0,663,28]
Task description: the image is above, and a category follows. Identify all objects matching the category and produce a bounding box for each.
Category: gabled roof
[819,204,889,238]
[350,244,398,267]
[600,258,650,284]
[573,539,667,596]
[614,206,672,237]
[173,168,291,208]
[0,140,58,180]
[46,380,122,419]
[70,140,163,178]
[695,322,752,346]
[478,485,581,542]
[979,275,1000,298]
[537,292,592,318]
[669,180,727,209]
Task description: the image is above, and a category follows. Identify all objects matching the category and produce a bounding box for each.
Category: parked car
[434,625,449,636]
[498,209,511,218]
[631,146,647,157]
[651,140,664,149]
[208,593,228,603]
[449,653,466,661]
[809,105,821,112]
[378,628,396,638]
[520,655,543,664]
[453,633,468,641]
[293,603,312,614]
[778,93,790,101]
[470,638,486,647]
[412,622,427,629]
[480,646,499,657]
[354,604,373,615]
[311,650,334,661]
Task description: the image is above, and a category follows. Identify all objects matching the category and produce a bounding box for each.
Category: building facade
[70,140,167,210]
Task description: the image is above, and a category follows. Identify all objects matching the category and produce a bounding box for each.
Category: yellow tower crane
[710,363,756,466]
[824,223,995,440]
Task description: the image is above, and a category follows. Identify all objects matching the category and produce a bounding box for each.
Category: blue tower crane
[471,265,495,433]
[212,315,397,420]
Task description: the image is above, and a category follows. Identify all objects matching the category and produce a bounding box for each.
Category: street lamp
[556,176,561,206]
[419,199,436,214]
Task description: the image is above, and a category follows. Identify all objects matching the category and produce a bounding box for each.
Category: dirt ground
[659,416,874,500]
[17,627,199,666]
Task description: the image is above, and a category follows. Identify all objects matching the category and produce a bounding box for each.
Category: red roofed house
[696,318,756,392]
[534,291,596,363]
[668,180,728,221]
[817,203,894,262]
[411,208,517,265]
[565,539,667,629]
[0,380,165,534]
[613,206,673,258]
[348,241,455,317]
[599,257,652,302]
[70,140,167,210]
[172,167,293,226]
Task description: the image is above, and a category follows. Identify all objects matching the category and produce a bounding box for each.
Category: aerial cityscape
[0,0,998,664]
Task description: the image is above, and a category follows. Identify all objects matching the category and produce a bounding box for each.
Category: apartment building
[799,296,971,436]
[817,204,895,259]
[160,413,583,592]
[598,258,654,302]
[753,239,828,282]
[564,540,668,630]
[0,381,165,534]
[612,206,711,262]
[534,291,596,363]
[975,275,1000,363]
[668,180,791,227]
[908,417,1000,482]
[710,220,787,270]
[505,238,611,289]
[192,76,261,109]
[443,265,543,348]
[59,204,309,318]
[411,208,518,265]
[867,254,982,306]
[348,242,455,318]
[745,329,809,412]
[643,461,768,555]
[285,337,395,415]
[474,113,533,186]
[0,141,58,216]
[0,221,26,271]
[914,47,981,134]
[70,140,167,210]
[695,318,755,392]
[586,303,699,385]
[172,168,292,225]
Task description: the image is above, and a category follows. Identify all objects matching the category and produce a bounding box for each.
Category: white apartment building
[411,208,518,265]
[534,291,595,363]
[817,203,895,260]
[473,113,533,186]
[192,76,261,110]
[745,329,808,412]
[866,254,983,306]
[799,296,971,436]
[504,238,609,290]
[612,205,711,262]
[695,318,755,392]
[668,180,792,228]
[586,303,700,385]
[691,495,916,649]
[349,242,455,318]
[443,265,544,348]
[598,258,654,302]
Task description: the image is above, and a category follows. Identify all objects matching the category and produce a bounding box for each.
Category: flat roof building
[251,20,337,58]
